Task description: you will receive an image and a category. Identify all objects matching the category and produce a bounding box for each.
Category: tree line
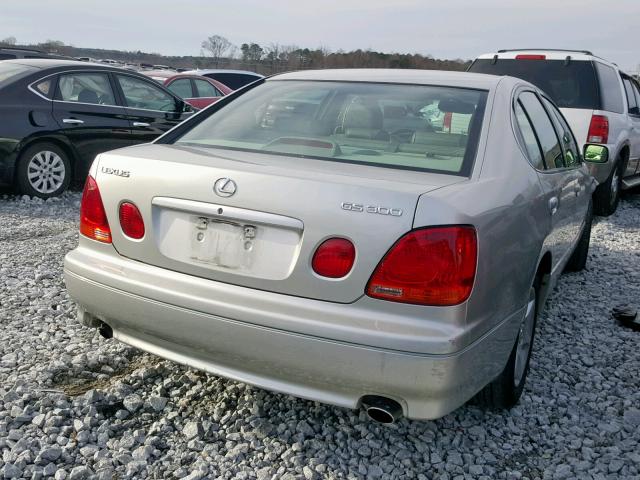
[0,35,469,73]
[201,35,469,74]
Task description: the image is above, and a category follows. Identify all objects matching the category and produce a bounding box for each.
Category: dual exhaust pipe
[361,395,403,424]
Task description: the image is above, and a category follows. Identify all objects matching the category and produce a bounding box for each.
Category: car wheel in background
[474,277,540,410]
[16,142,71,198]
[593,159,622,217]
[565,200,593,272]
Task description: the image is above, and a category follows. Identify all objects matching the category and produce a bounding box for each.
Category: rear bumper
[64,242,522,420]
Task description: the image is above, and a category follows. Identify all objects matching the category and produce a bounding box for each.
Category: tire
[593,159,622,217]
[16,142,71,198]
[565,200,593,272]
[475,277,540,410]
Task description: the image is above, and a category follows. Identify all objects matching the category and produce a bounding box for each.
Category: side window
[116,75,177,112]
[519,92,564,169]
[514,101,545,170]
[57,73,116,106]
[194,79,220,98]
[595,63,624,114]
[632,80,640,112]
[167,78,193,99]
[542,97,581,168]
[622,77,639,115]
[33,78,54,99]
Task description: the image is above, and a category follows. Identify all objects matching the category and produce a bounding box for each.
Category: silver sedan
[64,69,599,422]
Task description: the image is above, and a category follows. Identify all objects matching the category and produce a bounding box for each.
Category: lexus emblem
[213,177,237,197]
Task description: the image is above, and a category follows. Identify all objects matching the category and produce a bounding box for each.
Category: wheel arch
[535,251,552,310]
[14,135,79,184]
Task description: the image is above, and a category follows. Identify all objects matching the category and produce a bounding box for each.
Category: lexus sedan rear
[64,69,596,421]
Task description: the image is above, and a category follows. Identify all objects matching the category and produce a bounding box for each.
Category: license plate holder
[190,217,256,269]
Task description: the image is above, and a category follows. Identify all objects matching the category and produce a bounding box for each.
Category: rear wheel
[475,280,539,409]
[593,160,622,216]
[16,142,71,198]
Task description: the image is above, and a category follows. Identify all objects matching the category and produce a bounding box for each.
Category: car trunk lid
[96,144,465,303]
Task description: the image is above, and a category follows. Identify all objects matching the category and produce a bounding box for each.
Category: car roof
[270,69,503,90]
[185,69,264,77]
[0,58,121,70]
[476,49,619,68]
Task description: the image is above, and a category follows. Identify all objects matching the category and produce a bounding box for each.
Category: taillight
[119,202,145,239]
[312,238,356,278]
[79,175,111,243]
[587,115,609,144]
[443,112,452,132]
[366,226,477,306]
[515,54,546,60]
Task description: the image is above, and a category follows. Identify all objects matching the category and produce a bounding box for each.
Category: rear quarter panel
[413,80,550,346]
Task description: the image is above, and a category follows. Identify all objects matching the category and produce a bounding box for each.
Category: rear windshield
[0,62,37,86]
[469,59,598,109]
[174,80,488,176]
[209,73,258,89]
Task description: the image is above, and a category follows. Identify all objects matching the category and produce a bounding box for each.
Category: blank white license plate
[190,217,256,269]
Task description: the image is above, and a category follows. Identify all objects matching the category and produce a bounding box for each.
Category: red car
[143,70,233,109]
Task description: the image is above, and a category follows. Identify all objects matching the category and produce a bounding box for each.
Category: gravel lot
[0,190,639,480]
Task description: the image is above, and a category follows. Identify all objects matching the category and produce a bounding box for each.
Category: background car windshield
[469,59,598,109]
[175,81,487,175]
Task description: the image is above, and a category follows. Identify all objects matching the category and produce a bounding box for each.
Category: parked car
[468,49,640,215]
[181,69,263,89]
[141,70,232,109]
[0,59,195,197]
[64,69,598,422]
[0,47,69,61]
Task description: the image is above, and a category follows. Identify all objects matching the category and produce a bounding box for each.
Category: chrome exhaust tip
[361,395,403,424]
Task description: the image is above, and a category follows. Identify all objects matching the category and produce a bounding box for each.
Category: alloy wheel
[27,150,66,194]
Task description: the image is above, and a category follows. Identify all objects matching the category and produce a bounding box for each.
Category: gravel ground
[0,190,639,480]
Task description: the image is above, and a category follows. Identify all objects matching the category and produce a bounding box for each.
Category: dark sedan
[0,59,196,197]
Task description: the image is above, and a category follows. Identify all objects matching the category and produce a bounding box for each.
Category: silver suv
[469,49,640,215]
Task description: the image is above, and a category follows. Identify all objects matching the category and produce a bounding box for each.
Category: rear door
[114,73,194,144]
[542,96,592,230]
[52,71,131,177]
[192,78,224,108]
[622,75,640,175]
[516,91,578,271]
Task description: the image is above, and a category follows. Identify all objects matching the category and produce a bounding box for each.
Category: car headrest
[343,101,384,130]
[78,89,99,104]
[438,98,476,115]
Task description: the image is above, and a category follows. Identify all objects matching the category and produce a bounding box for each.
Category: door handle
[548,196,559,215]
[133,122,151,127]
[62,118,84,125]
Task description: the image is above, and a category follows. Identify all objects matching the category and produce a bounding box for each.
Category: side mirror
[583,144,609,163]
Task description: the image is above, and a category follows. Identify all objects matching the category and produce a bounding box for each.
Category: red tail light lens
[119,202,145,239]
[79,175,111,243]
[443,112,453,132]
[515,54,546,60]
[366,226,477,306]
[587,115,609,144]
[312,238,356,278]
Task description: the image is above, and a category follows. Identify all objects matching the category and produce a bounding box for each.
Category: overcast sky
[2,0,639,71]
